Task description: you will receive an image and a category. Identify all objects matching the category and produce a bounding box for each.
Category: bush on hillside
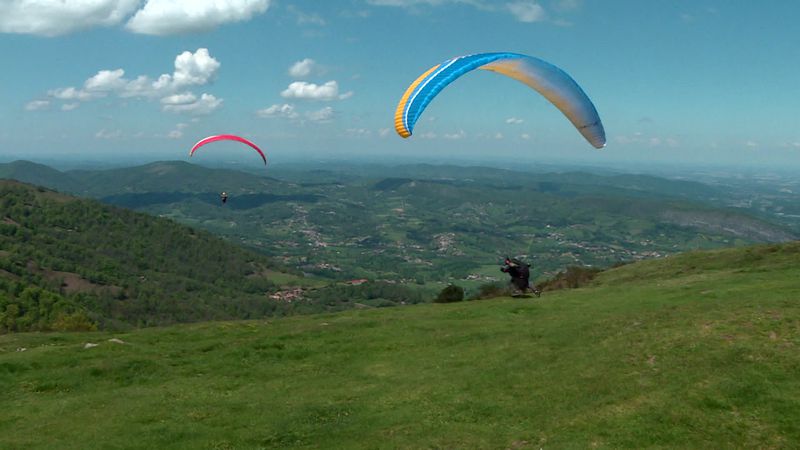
[435,284,464,303]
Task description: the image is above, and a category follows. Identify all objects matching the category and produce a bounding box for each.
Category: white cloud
[95,129,123,139]
[443,130,466,139]
[48,87,96,101]
[256,103,299,119]
[505,117,524,124]
[745,140,759,148]
[306,106,334,122]
[419,131,437,139]
[126,0,270,35]
[51,48,219,101]
[615,132,679,148]
[25,100,50,111]
[495,133,504,140]
[162,93,222,115]
[160,92,198,105]
[281,81,351,101]
[347,128,371,137]
[507,1,546,22]
[378,128,391,137]
[61,103,80,111]
[0,0,140,36]
[288,58,317,78]
[520,133,531,140]
[41,48,222,117]
[170,48,221,87]
[84,69,127,91]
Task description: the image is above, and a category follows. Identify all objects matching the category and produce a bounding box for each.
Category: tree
[435,284,464,303]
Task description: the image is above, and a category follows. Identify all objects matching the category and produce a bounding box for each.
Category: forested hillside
[0,180,291,331]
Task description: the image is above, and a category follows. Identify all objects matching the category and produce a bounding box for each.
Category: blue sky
[1,0,799,169]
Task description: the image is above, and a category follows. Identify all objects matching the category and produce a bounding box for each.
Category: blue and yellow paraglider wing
[393,52,605,149]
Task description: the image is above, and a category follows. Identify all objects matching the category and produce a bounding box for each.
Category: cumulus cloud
[256,103,299,119]
[48,87,97,101]
[306,106,334,122]
[347,128,371,137]
[506,117,524,124]
[443,130,467,140]
[288,58,317,78]
[95,128,123,139]
[126,0,270,35]
[24,100,50,111]
[166,122,189,138]
[0,0,140,36]
[52,48,219,101]
[61,103,80,111]
[615,132,679,147]
[281,81,352,101]
[84,69,127,91]
[166,48,221,89]
[40,48,222,116]
[520,133,531,140]
[162,93,222,115]
[507,1,546,22]
[161,92,197,105]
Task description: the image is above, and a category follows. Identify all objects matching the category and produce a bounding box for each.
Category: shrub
[434,284,464,303]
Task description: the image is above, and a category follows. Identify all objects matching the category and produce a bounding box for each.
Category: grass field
[2,243,799,448]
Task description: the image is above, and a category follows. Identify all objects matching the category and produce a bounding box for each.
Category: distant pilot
[220,192,228,205]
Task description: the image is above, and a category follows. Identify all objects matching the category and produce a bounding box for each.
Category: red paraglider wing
[189,134,267,165]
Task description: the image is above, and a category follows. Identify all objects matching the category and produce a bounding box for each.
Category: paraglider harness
[220,192,228,204]
[501,257,541,297]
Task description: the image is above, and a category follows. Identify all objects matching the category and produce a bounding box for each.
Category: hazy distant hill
[0,160,85,194]
[68,160,286,197]
[2,160,795,286]
[0,180,294,331]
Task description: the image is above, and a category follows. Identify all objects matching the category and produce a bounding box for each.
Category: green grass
[2,242,800,448]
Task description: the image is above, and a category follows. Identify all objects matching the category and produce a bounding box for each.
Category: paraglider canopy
[394,52,606,149]
[189,134,267,165]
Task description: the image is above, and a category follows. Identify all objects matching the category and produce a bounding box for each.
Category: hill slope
[0,160,85,193]
[0,180,293,330]
[1,241,798,448]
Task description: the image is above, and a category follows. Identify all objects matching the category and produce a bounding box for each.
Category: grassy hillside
[1,242,798,448]
[0,180,295,330]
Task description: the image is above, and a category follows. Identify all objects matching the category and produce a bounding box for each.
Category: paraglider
[189,134,267,165]
[394,52,606,149]
[188,135,266,207]
[501,257,541,297]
